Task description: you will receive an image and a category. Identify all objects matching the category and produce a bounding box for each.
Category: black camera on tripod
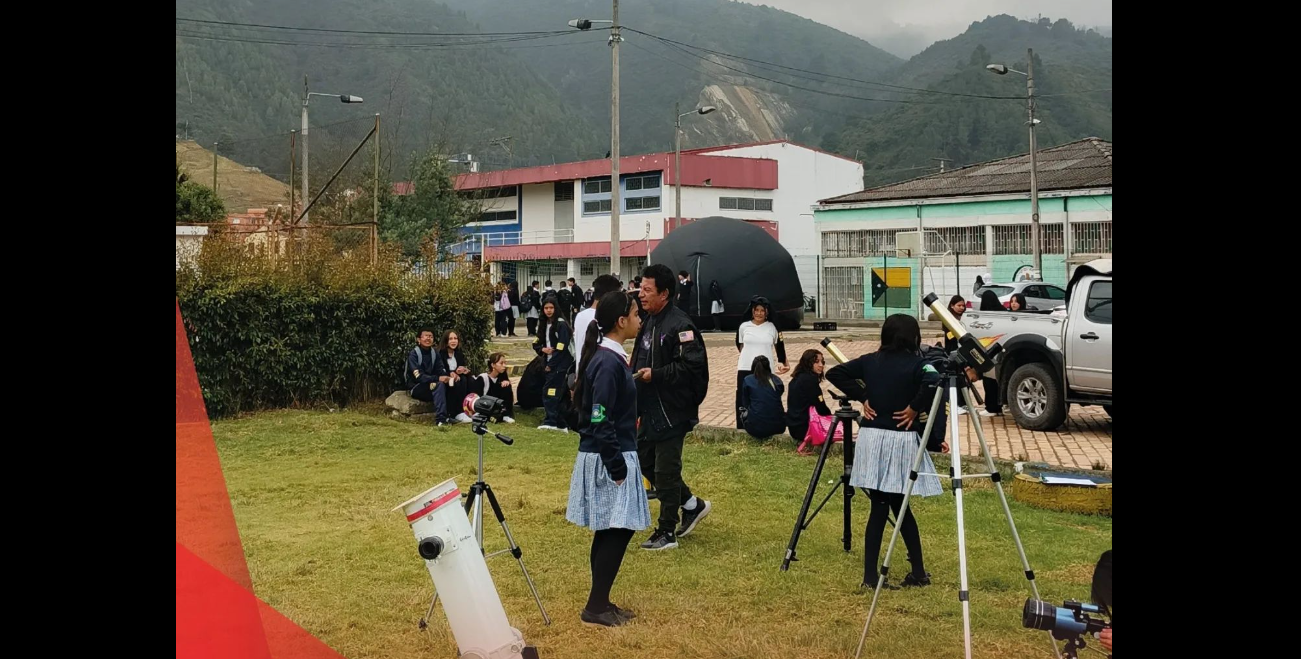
[469,395,514,445]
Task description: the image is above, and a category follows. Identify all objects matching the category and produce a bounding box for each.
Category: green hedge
[176,236,493,418]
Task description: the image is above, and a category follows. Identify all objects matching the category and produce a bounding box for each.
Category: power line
[174,30,581,50]
[175,18,573,38]
[625,28,1024,101]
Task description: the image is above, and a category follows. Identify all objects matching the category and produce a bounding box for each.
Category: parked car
[963,260,1112,430]
[970,281,1068,312]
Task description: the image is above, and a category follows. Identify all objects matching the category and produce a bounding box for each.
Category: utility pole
[1026,48,1041,274]
[609,0,622,276]
[301,76,310,224]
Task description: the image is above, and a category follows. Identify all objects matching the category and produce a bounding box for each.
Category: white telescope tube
[395,478,528,659]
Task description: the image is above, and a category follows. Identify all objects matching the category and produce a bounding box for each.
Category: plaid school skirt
[565,450,652,532]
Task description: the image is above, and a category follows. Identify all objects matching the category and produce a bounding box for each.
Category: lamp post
[301,80,364,224]
[568,3,621,275]
[674,103,717,231]
[987,49,1041,274]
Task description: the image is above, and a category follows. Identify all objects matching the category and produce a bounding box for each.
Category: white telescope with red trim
[396,478,530,659]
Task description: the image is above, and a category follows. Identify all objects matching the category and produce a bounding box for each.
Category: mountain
[176,140,290,213]
[835,15,1112,186]
[175,2,1111,191]
[439,0,904,153]
[176,0,605,181]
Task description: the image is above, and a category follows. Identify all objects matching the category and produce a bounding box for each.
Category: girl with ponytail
[564,290,649,627]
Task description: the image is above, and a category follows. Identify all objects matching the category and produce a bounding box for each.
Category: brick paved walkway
[494,332,1112,470]
[698,336,1112,470]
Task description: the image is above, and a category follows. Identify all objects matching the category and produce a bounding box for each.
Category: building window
[822,229,900,257]
[583,199,612,214]
[625,173,660,191]
[462,186,517,200]
[554,182,574,202]
[1071,221,1112,254]
[924,226,987,255]
[719,196,773,211]
[477,210,518,223]
[626,195,661,211]
[584,178,613,195]
[993,224,1065,255]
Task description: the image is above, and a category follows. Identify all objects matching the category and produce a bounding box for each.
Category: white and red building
[403,140,864,293]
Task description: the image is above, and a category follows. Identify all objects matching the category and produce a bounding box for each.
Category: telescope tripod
[853,373,1059,659]
[419,415,551,630]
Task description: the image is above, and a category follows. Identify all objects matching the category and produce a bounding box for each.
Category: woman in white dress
[733,296,788,429]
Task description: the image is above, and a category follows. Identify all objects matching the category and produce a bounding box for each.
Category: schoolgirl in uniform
[826,314,950,589]
[534,295,573,431]
[565,290,650,626]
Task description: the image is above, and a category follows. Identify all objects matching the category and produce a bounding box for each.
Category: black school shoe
[580,607,626,627]
[611,603,636,620]
[901,572,932,587]
[639,529,678,551]
[676,500,712,537]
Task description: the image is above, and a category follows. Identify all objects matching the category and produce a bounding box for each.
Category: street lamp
[568,2,621,275]
[301,81,363,223]
[674,104,717,231]
[987,49,1041,275]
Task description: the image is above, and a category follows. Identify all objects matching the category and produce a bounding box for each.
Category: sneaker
[978,410,1002,418]
[901,572,932,588]
[455,413,473,424]
[954,406,968,415]
[861,578,899,591]
[639,530,678,551]
[503,416,516,424]
[676,499,712,537]
[580,607,625,627]
[538,425,557,431]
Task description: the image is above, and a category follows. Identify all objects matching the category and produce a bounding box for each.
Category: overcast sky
[742,0,1112,58]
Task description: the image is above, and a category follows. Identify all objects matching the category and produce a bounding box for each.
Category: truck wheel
[1103,405,1113,419]
[1008,363,1068,431]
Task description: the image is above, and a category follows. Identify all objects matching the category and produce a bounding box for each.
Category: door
[1066,279,1112,393]
[553,181,574,242]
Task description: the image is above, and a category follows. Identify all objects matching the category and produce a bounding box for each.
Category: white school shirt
[573,306,597,366]
[736,320,779,372]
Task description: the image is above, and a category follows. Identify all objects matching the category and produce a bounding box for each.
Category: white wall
[519,183,555,238]
[706,142,864,258]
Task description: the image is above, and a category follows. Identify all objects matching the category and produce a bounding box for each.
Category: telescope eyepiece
[417,536,444,560]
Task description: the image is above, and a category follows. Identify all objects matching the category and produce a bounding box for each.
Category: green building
[813,138,1112,320]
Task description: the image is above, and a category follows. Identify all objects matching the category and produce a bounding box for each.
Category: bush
[176,232,493,418]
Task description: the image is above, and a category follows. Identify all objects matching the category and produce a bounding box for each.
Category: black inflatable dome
[650,217,804,330]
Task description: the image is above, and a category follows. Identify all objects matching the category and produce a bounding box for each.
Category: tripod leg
[949,379,973,659]
[842,415,856,552]
[782,419,838,570]
[960,386,1063,659]
[854,387,945,659]
[418,591,440,630]
[483,485,552,626]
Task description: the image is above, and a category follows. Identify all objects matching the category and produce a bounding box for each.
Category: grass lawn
[213,407,1110,659]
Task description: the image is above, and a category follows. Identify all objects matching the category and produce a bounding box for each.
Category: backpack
[559,365,581,430]
[520,292,534,314]
[797,407,845,454]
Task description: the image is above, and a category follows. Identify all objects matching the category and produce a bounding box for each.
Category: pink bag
[797,406,844,454]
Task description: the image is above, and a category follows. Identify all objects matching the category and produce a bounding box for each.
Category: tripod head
[828,389,861,420]
[469,395,514,445]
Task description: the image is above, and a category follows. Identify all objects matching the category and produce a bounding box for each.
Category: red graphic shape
[176,300,347,659]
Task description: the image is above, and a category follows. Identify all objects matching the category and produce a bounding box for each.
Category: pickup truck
[962,259,1112,431]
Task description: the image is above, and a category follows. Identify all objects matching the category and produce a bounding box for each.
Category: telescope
[923,292,1003,375]
[395,478,539,659]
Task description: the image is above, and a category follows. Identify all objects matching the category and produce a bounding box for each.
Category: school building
[813,137,1113,320]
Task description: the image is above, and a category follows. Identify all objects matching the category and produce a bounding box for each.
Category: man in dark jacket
[568,278,584,322]
[405,326,450,426]
[632,264,712,551]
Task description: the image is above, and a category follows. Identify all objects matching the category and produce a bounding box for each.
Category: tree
[379,150,482,257]
[176,158,226,224]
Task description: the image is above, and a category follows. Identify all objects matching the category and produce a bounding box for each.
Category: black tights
[587,528,635,612]
[863,489,926,584]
